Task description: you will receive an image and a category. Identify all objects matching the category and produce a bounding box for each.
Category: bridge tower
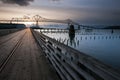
[33,15,42,27]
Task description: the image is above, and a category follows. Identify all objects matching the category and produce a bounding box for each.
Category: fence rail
[31,29,120,80]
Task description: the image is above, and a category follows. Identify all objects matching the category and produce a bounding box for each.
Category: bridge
[0,15,79,26]
[0,25,120,80]
[0,15,96,29]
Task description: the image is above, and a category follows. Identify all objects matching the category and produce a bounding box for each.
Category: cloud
[0,0,61,6]
[0,0,34,6]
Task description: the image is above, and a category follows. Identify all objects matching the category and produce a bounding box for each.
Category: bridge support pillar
[78,25,80,30]
[69,24,75,35]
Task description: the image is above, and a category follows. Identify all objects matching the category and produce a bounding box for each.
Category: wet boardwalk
[0,28,59,80]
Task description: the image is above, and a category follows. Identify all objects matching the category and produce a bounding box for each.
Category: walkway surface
[0,28,60,80]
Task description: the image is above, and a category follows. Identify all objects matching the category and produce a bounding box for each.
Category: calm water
[36,29,120,70]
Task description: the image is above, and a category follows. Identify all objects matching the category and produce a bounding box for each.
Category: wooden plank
[0,29,26,66]
[0,28,60,80]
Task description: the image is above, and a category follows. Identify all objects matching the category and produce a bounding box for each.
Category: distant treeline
[0,23,26,29]
[104,26,120,29]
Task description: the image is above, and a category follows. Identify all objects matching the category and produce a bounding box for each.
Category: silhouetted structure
[69,24,75,34]
[69,24,75,45]
[69,32,75,46]
[111,29,114,34]
[33,15,42,27]
[78,25,80,30]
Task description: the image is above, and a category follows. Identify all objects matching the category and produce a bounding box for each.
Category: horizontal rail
[31,29,120,80]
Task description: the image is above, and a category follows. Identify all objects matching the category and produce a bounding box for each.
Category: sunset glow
[0,0,120,25]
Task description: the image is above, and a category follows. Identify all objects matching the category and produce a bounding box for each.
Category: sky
[0,0,120,25]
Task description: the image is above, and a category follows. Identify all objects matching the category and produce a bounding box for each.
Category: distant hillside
[104,26,120,29]
[0,23,26,29]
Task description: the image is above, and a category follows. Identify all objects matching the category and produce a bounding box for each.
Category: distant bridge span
[0,15,79,26]
[0,15,95,29]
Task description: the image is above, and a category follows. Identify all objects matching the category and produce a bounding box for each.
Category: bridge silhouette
[0,15,79,25]
[0,15,95,29]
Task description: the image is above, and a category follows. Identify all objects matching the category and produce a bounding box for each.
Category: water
[35,28,120,70]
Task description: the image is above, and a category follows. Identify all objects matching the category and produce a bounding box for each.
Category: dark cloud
[0,0,34,6]
[0,0,61,6]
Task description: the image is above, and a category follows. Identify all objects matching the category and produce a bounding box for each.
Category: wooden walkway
[0,28,60,80]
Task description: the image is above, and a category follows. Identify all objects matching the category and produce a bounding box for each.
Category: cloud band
[0,0,34,6]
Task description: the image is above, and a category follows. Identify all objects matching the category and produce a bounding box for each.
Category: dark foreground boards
[0,28,60,80]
